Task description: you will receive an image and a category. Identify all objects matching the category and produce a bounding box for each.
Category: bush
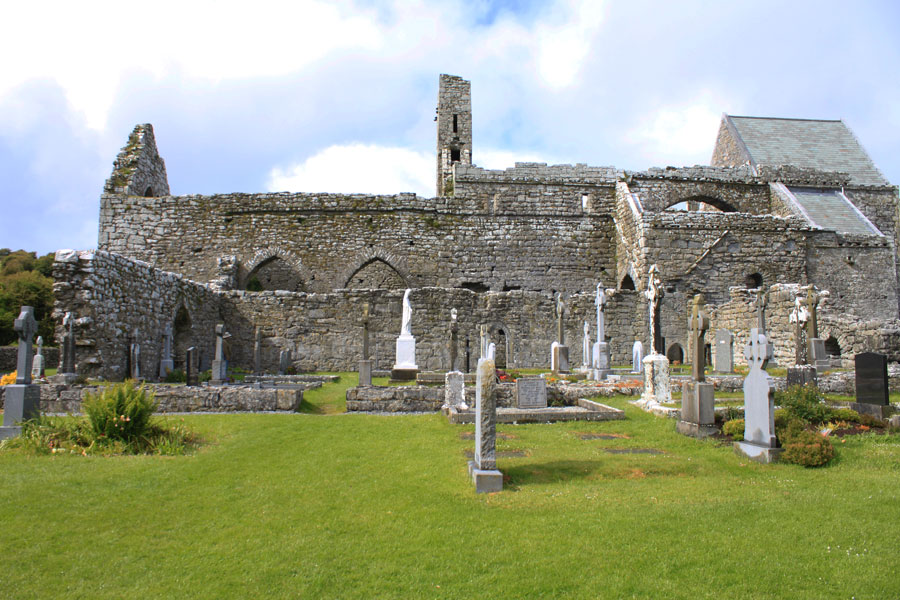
[858,413,883,428]
[164,368,186,383]
[782,430,835,467]
[1,370,17,385]
[722,419,744,440]
[830,407,860,423]
[776,385,832,425]
[82,381,157,442]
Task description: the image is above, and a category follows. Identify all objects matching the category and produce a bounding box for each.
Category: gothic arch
[487,322,514,369]
[170,301,193,370]
[242,247,308,291]
[336,246,410,290]
[664,195,738,213]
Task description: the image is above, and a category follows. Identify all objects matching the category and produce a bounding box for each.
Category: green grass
[1,378,899,598]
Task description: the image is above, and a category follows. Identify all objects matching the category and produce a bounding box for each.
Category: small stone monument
[185,346,199,386]
[632,340,644,373]
[479,324,488,359]
[359,303,372,386]
[130,328,142,380]
[787,294,817,387]
[804,286,830,370]
[159,322,174,380]
[851,352,891,419]
[449,308,459,372]
[713,329,733,374]
[551,293,569,373]
[735,328,782,463]
[582,321,591,370]
[443,370,466,410]
[677,294,717,438]
[1,307,41,439]
[640,265,671,405]
[278,349,292,375]
[210,323,231,385]
[391,289,418,380]
[487,342,496,361]
[516,376,548,409]
[592,282,612,379]
[253,326,262,375]
[468,356,503,493]
[56,311,77,382]
[31,335,45,380]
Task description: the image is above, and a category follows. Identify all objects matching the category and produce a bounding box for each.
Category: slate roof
[787,187,881,235]
[726,116,889,187]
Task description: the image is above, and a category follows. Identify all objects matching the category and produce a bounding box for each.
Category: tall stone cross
[805,286,820,340]
[755,288,768,333]
[556,292,566,345]
[645,265,664,355]
[14,307,38,384]
[595,282,608,344]
[744,327,772,373]
[449,308,458,371]
[253,326,262,374]
[688,294,710,382]
[362,302,370,360]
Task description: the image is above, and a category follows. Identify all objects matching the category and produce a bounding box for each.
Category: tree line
[0,249,55,345]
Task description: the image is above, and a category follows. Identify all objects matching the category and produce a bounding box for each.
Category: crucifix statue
[645,265,664,355]
[688,294,710,382]
[556,292,566,345]
[14,306,38,385]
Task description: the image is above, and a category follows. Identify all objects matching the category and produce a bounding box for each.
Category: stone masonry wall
[52,250,220,380]
[103,124,169,197]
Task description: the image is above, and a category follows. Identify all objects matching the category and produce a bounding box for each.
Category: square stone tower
[436,74,472,196]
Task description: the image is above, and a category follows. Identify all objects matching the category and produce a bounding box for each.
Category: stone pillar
[469,357,502,493]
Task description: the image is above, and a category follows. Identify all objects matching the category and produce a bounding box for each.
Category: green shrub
[830,407,860,423]
[82,381,157,442]
[858,413,883,428]
[722,419,744,440]
[164,368,186,383]
[776,385,832,425]
[776,416,807,445]
[781,430,835,467]
[199,369,212,383]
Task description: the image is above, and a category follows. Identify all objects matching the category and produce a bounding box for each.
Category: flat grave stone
[579,433,628,440]
[603,448,664,455]
[854,352,888,406]
[516,376,548,409]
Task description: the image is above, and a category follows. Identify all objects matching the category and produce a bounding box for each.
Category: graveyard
[2,72,900,597]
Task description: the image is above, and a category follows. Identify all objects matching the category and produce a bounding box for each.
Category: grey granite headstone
[469,357,502,493]
[1,307,41,439]
[735,328,782,463]
[786,365,817,388]
[677,381,716,438]
[516,376,548,409]
[714,329,733,374]
[851,352,890,418]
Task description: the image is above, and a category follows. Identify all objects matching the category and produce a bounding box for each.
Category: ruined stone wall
[710,120,748,167]
[103,124,169,197]
[614,181,646,290]
[98,191,616,295]
[52,250,220,380]
[628,167,772,214]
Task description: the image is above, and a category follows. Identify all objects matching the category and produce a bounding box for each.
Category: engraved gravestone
[851,352,890,418]
[1,307,41,438]
[714,329,733,374]
[469,357,502,493]
[516,376,548,409]
[734,328,782,463]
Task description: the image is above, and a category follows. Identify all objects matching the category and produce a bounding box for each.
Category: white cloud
[534,0,606,89]
[267,144,433,196]
[626,92,732,166]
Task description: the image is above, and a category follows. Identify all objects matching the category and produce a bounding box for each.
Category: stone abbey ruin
[53,74,900,380]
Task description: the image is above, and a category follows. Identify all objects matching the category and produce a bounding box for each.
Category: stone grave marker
[186,346,199,386]
[278,349,291,375]
[677,295,716,438]
[130,328,141,380]
[735,328,782,463]
[1,307,41,439]
[632,340,643,373]
[468,357,503,493]
[31,335,45,380]
[851,352,890,419]
[714,329,733,374]
[159,322,174,379]
[253,326,262,375]
[443,370,466,409]
[516,376,548,409]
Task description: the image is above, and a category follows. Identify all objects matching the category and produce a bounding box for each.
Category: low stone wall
[0,347,59,372]
[0,384,301,413]
[346,386,444,412]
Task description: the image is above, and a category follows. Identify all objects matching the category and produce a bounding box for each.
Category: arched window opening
[143,186,154,197]
[620,274,636,290]
[745,273,763,289]
[666,343,684,365]
[246,257,304,292]
[346,258,406,290]
[824,336,841,358]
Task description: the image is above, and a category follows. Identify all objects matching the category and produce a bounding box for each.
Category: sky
[2,0,899,255]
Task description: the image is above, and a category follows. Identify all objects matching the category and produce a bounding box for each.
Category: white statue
[400,288,412,336]
[582,321,591,366]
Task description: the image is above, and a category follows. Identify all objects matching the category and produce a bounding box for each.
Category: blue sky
[2,0,898,254]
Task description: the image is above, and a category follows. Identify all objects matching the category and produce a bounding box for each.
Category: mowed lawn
[1,377,899,599]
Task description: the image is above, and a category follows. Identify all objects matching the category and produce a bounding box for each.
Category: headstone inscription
[714,329,734,374]
[516,376,548,409]
[31,335,45,380]
[159,322,174,379]
[1,307,41,439]
[851,352,891,419]
[469,357,502,493]
[735,328,782,463]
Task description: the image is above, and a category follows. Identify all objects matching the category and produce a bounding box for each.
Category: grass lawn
[1,376,899,598]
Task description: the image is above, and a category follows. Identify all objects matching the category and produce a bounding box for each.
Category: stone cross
[741,327,776,450]
[449,308,458,371]
[645,265,664,355]
[582,321,591,367]
[214,324,226,361]
[688,294,710,382]
[556,292,566,345]
[163,323,173,361]
[31,335,45,380]
[790,296,809,365]
[14,306,38,384]
[362,302,370,360]
[479,324,488,359]
[62,311,75,374]
[805,286,820,340]
[755,288,767,333]
[253,326,262,374]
